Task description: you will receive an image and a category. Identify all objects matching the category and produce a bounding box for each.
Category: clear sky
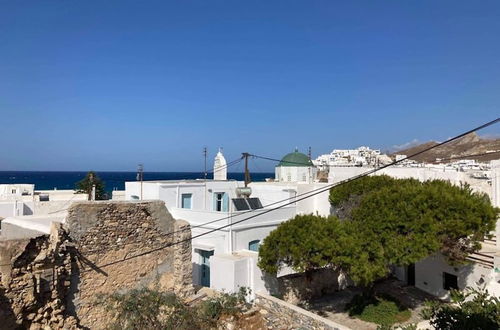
[1,1,499,171]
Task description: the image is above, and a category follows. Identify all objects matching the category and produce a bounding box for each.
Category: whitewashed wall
[415,254,499,299]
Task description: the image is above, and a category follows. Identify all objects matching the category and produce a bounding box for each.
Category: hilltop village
[0,141,499,329]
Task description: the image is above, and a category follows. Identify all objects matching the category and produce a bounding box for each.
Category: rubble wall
[0,201,194,329]
[65,201,194,328]
[0,223,78,329]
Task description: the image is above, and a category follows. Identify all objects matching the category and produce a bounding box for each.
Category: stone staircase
[466,233,498,269]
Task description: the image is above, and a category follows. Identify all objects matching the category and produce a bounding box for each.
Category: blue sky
[1,1,499,171]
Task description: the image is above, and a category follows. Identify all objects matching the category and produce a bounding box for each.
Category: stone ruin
[0,201,194,329]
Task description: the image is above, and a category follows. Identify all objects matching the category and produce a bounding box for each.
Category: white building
[314,146,391,170]
[327,162,499,299]
[0,185,88,237]
[123,150,331,291]
[275,149,317,183]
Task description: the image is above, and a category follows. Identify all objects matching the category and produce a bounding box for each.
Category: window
[181,194,192,209]
[443,272,458,290]
[248,240,260,251]
[11,189,16,194]
[213,192,228,212]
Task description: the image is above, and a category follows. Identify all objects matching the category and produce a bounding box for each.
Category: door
[200,250,214,287]
[407,263,415,286]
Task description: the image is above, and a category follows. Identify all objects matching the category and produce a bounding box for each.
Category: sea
[0,171,275,193]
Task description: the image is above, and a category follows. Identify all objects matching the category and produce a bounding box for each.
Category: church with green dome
[275,149,318,183]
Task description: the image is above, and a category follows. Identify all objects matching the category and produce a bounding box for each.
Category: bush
[421,287,500,330]
[97,288,198,330]
[198,287,250,324]
[97,287,251,330]
[346,294,411,326]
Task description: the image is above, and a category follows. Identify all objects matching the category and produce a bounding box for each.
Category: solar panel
[247,198,263,210]
[232,198,250,211]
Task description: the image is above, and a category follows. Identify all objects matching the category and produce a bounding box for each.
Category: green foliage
[98,287,250,330]
[422,287,500,330]
[98,288,197,330]
[75,171,107,200]
[257,214,348,274]
[198,287,250,324]
[329,175,398,209]
[346,294,411,326]
[377,324,417,330]
[259,176,499,289]
[343,178,498,265]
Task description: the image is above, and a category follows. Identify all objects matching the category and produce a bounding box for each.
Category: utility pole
[242,153,251,187]
[203,147,208,180]
[137,164,144,200]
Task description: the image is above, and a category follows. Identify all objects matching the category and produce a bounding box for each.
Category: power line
[208,156,244,174]
[38,157,245,216]
[73,118,500,255]
[250,154,314,166]
[55,117,500,264]
[0,118,500,291]
[2,117,499,292]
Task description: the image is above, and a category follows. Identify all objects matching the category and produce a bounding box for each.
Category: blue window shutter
[222,193,229,212]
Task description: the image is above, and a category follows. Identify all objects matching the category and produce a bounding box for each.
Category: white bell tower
[213,148,227,181]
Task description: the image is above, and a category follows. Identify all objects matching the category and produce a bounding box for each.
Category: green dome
[277,149,313,167]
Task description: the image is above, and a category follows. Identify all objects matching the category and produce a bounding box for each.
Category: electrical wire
[1,117,499,289]
[59,118,500,255]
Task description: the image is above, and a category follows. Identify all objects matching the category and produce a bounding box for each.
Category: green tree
[422,288,500,330]
[257,214,388,288]
[258,176,498,291]
[75,171,107,200]
[257,214,349,275]
[336,177,497,265]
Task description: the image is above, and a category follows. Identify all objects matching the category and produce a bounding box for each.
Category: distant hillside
[391,133,500,163]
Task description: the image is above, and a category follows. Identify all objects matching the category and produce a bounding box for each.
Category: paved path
[307,279,439,330]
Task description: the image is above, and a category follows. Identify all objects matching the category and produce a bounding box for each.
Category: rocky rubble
[0,223,79,329]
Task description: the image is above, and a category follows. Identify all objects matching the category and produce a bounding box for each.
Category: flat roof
[2,214,66,234]
[126,179,239,184]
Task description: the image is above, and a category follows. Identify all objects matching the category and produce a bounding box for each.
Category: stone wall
[66,201,194,328]
[0,201,194,329]
[255,292,350,330]
[0,223,78,329]
[277,268,351,304]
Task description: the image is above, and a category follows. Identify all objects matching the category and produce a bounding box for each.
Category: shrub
[97,287,198,330]
[97,287,251,330]
[421,287,500,330]
[198,287,251,324]
[346,294,411,326]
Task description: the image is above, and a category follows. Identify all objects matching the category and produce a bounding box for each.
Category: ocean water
[0,171,275,193]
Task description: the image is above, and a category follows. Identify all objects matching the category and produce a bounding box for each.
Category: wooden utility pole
[242,153,251,187]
